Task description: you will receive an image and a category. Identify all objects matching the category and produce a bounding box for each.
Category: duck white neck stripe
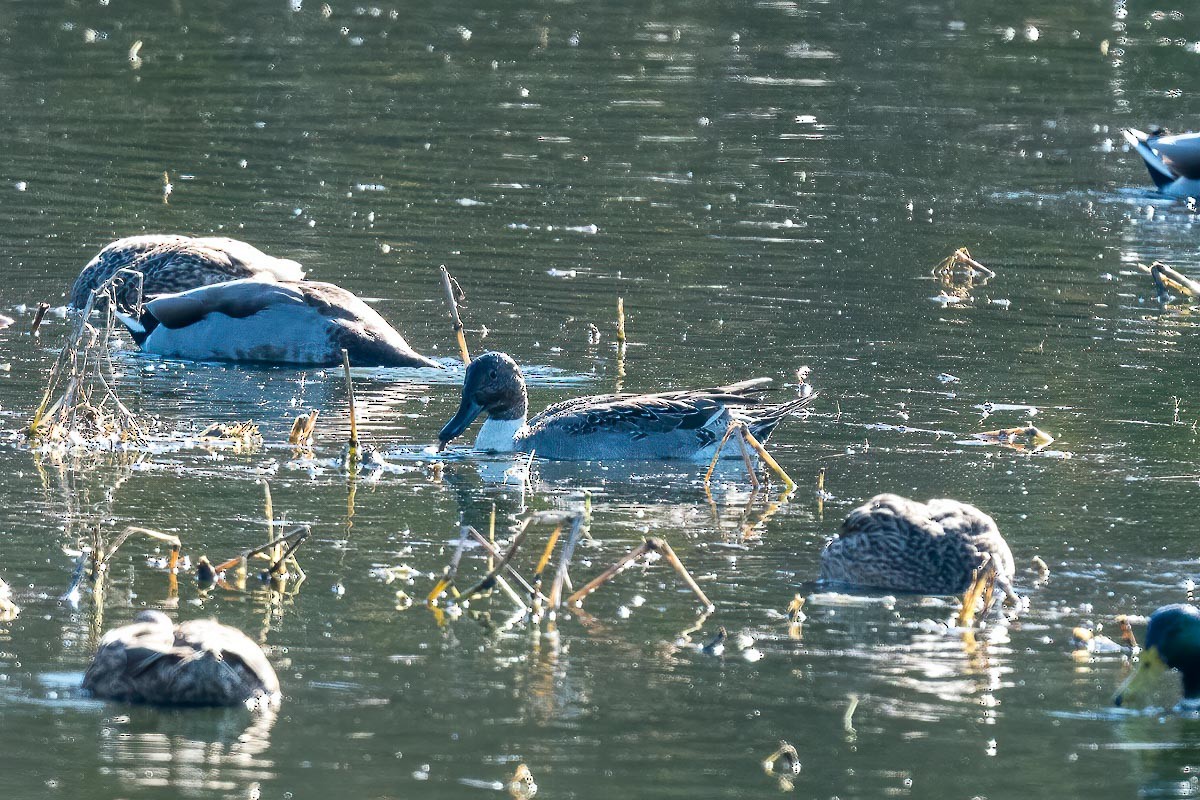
[474,416,527,452]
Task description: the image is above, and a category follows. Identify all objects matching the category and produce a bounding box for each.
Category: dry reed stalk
[566,536,713,610]
[440,265,470,364]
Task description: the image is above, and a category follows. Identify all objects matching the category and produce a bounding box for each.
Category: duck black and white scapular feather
[70,234,306,310]
[117,277,440,367]
[437,351,815,460]
[1122,127,1200,198]
[818,493,1016,597]
[82,610,280,708]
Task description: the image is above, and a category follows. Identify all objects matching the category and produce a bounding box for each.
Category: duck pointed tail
[1123,128,1178,189]
[746,392,818,441]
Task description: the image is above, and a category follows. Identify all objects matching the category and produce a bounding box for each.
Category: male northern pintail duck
[1123,127,1200,198]
[70,234,305,310]
[117,277,440,367]
[437,351,815,461]
[1115,604,1200,707]
[83,610,280,708]
[818,494,1017,598]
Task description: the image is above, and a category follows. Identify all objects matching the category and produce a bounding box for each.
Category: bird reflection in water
[97,704,277,797]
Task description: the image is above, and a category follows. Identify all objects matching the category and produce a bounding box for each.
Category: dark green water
[3,0,1200,797]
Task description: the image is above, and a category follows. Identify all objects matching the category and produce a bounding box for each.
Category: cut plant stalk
[955,554,997,628]
[440,265,470,365]
[341,349,360,465]
[30,302,49,337]
[566,536,713,611]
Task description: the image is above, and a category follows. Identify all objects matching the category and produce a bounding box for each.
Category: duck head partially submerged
[83,610,280,708]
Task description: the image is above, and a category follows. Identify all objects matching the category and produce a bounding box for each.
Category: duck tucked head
[438,352,527,446]
[1115,604,1200,706]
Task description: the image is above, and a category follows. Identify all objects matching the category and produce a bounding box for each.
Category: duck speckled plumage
[82,610,280,708]
[818,494,1015,596]
[122,277,440,367]
[70,235,305,310]
[438,351,815,461]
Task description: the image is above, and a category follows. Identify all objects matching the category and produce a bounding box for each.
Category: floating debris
[973,425,1054,450]
[568,536,713,611]
[0,576,18,621]
[1032,556,1050,582]
[199,421,263,450]
[288,409,319,446]
[701,626,727,655]
[128,39,143,69]
[29,269,147,450]
[508,764,537,799]
[1139,261,1200,303]
[762,739,801,775]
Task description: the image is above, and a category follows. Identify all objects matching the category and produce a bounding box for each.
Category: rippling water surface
[4,0,1200,797]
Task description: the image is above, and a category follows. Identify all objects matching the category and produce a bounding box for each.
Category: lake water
[2,0,1200,797]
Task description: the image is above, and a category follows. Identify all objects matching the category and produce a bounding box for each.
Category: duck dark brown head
[438,352,527,445]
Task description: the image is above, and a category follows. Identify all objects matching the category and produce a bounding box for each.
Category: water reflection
[97,706,276,798]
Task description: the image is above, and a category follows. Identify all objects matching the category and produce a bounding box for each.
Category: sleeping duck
[71,234,306,311]
[83,610,280,708]
[818,493,1017,599]
[437,351,815,460]
[116,277,440,368]
[1115,604,1200,708]
[1122,128,1200,199]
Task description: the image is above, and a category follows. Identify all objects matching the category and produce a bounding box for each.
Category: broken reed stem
[440,265,470,365]
[955,554,996,628]
[459,519,535,602]
[703,421,741,489]
[30,303,49,337]
[341,349,359,454]
[213,525,309,574]
[741,427,795,493]
[99,526,182,569]
[953,247,995,278]
[263,482,275,543]
[735,425,761,490]
[547,515,586,611]
[817,467,826,493]
[616,297,626,344]
[566,537,713,610]
[427,525,473,604]
[466,526,539,597]
[487,503,496,572]
[1147,261,1200,300]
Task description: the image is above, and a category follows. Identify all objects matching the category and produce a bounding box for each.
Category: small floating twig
[761,740,801,775]
[1141,261,1200,302]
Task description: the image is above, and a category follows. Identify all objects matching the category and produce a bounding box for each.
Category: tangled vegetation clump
[28,269,149,449]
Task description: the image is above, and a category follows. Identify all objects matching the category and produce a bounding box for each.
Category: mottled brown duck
[82,610,280,708]
[818,493,1016,599]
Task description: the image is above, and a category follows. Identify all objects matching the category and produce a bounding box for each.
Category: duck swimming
[116,277,441,367]
[71,235,306,310]
[437,351,815,461]
[818,494,1017,598]
[1115,604,1200,707]
[82,610,280,708]
[1122,128,1200,199]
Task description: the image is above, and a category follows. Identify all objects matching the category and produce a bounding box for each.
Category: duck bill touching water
[1122,128,1200,199]
[116,278,440,368]
[1114,604,1200,709]
[437,351,815,461]
[82,610,280,709]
